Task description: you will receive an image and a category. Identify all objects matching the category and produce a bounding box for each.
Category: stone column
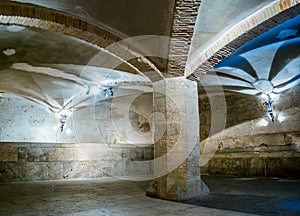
[146,77,208,201]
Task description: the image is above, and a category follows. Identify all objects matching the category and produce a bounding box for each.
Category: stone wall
[199,85,300,178]
[0,142,153,182]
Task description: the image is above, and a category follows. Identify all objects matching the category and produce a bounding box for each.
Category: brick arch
[0,2,161,77]
[0,2,121,48]
[187,0,300,81]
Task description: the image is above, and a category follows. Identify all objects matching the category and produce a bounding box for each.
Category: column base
[146,177,209,201]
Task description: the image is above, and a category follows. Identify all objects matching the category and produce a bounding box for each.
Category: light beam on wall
[277,114,285,122]
[65,128,72,135]
[257,119,269,127]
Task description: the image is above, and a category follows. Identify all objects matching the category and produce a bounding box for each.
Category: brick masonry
[167,0,201,77]
[0,0,202,79]
[0,2,119,48]
[0,2,159,76]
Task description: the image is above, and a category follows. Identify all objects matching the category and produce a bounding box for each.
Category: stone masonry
[146,77,208,201]
[0,142,153,182]
[199,85,300,178]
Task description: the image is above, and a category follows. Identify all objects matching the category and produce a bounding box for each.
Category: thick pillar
[146,77,208,201]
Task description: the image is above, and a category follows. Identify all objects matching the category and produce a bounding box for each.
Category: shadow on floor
[183,175,300,216]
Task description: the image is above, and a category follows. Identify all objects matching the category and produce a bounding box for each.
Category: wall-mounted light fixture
[86,84,98,95]
[263,94,275,122]
[2,48,16,56]
[103,87,113,97]
[86,84,114,98]
[0,91,4,102]
[56,109,72,132]
[257,118,269,127]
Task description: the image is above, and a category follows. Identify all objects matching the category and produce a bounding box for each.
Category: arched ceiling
[0,0,177,113]
[0,25,152,112]
[190,0,273,55]
[0,0,299,115]
[199,13,300,98]
[5,0,175,38]
[187,0,300,79]
[188,0,300,99]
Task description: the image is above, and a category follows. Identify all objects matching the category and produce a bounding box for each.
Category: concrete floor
[0,176,299,216]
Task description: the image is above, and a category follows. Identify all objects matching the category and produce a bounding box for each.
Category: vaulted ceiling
[200,14,300,97]
[0,0,299,114]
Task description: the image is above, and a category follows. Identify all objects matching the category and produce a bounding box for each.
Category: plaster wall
[200,85,300,178]
[0,93,154,182]
[0,93,152,144]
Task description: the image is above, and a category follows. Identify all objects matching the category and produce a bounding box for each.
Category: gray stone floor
[0,177,254,216]
[0,176,299,216]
